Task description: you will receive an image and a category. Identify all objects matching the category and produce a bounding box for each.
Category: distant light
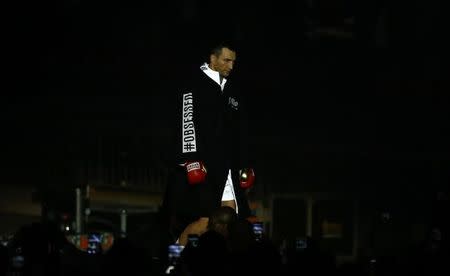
[65,226,70,231]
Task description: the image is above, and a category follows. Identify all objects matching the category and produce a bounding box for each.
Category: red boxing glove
[239,168,255,189]
[185,161,207,185]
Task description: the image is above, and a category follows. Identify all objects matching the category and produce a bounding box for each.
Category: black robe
[160,64,252,237]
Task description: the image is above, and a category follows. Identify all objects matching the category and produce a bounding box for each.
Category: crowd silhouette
[2,200,448,276]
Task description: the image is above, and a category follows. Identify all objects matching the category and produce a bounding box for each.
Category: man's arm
[176,89,209,185]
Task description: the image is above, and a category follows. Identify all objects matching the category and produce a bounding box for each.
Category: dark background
[2,0,448,196]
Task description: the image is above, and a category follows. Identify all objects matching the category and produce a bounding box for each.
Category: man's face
[210,47,236,78]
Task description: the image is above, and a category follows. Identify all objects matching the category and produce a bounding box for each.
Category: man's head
[207,206,237,237]
[208,44,236,78]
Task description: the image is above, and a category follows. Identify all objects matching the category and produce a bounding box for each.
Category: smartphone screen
[187,234,199,248]
[168,244,183,264]
[252,222,264,241]
[87,233,102,254]
[295,237,307,251]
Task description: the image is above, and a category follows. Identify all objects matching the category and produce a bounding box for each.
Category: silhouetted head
[207,206,237,238]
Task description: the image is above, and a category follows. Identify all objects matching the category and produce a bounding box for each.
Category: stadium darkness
[1,1,448,275]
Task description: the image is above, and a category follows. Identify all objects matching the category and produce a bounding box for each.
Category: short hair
[209,42,237,57]
[208,206,237,230]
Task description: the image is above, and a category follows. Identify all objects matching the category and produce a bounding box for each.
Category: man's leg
[221,169,238,213]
